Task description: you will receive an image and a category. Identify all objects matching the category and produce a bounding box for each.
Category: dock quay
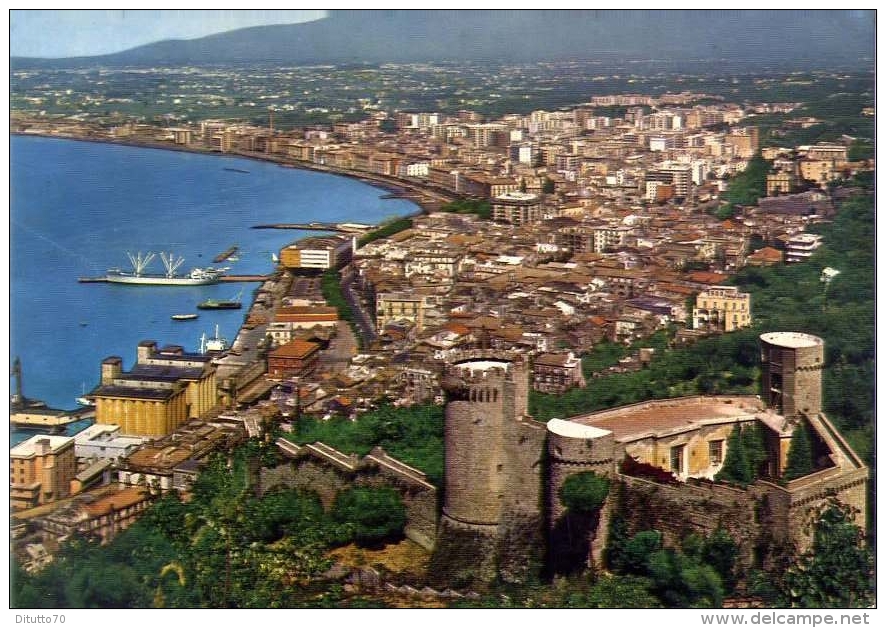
[220,275,271,282]
[251,222,374,233]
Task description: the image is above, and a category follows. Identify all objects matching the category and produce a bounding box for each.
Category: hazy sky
[9,10,328,58]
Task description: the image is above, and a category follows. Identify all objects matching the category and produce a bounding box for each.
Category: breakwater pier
[251,222,374,233]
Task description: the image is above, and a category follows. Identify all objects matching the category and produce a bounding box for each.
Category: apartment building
[693,285,752,332]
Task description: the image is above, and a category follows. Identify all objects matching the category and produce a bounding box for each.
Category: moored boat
[200,325,230,354]
[197,289,243,310]
[172,313,199,321]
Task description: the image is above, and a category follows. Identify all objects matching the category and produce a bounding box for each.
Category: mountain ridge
[10,10,875,69]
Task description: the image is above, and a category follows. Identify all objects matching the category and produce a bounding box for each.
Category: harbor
[12,134,422,416]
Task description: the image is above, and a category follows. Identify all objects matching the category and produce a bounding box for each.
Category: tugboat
[197,289,243,310]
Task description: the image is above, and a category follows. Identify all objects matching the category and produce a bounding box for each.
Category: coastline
[11,130,461,216]
[10,130,434,418]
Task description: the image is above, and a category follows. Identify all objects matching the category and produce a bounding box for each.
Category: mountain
[10,10,875,69]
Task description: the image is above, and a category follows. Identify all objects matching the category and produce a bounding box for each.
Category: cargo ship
[105,252,227,286]
[197,289,243,310]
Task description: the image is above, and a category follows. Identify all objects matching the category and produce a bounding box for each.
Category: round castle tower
[546,419,617,522]
[440,354,529,527]
[759,332,824,420]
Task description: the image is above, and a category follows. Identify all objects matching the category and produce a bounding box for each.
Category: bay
[9,135,418,439]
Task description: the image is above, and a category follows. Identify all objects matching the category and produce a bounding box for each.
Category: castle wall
[617,474,764,569]
[264,442,439,551]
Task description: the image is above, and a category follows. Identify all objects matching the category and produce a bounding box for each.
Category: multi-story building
[799,159,835,185]
[645,162,692,200]
[404,249,462,279]
[73,424,143,461]
[267,339,321,378]
[375,291,434,333]
[90,341,218,438]
[805,143,848,162]
[725,127,760,159]
[693,285,752,332]
[645,180,675,203]
[532,351,586,394]
[766,171,798,196]
[10,435,77,511]
[785,233,824,263]
[280,234,356,271]
[491,191,542,226]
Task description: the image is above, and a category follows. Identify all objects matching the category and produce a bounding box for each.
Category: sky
[9,9,328,58]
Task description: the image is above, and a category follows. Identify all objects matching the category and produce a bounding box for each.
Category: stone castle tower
[430,352,547,585]
[759,331,824,420]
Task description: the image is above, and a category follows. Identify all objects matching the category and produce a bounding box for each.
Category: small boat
[172,313,199,321]
[76,383,95,407]
[213,245,239,263]
[223,167,250,174]
[197,289,243,310]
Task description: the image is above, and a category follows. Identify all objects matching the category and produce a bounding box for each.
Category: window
[670,445,685,475]
[709,440,724,465]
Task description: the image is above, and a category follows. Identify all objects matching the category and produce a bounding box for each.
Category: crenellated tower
[430,351,546,585]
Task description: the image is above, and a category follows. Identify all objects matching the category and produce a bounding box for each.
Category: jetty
[251,222,374,233]
[219,274,272,283]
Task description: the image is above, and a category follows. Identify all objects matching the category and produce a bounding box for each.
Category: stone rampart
[266,438,438,550]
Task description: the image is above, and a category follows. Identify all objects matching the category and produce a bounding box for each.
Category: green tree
[715,423,753,486]
[559,471,610,514]
[619,530,663,575]
[563,575,662,608]
[702,529,739,593]
[740,422,769,479]
[782,420,816,481]
[781,504,874,608]
[332,486,407,547]
[645,547,724,608]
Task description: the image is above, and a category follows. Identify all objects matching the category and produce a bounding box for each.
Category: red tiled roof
[269,340,320,359]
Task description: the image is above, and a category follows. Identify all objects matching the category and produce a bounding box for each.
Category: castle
[430,332,868,583]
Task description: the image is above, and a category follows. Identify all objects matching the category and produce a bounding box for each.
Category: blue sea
[9,136,418,443]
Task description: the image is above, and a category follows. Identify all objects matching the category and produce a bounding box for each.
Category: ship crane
[126,251,156,277]
[159,252,186,278]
